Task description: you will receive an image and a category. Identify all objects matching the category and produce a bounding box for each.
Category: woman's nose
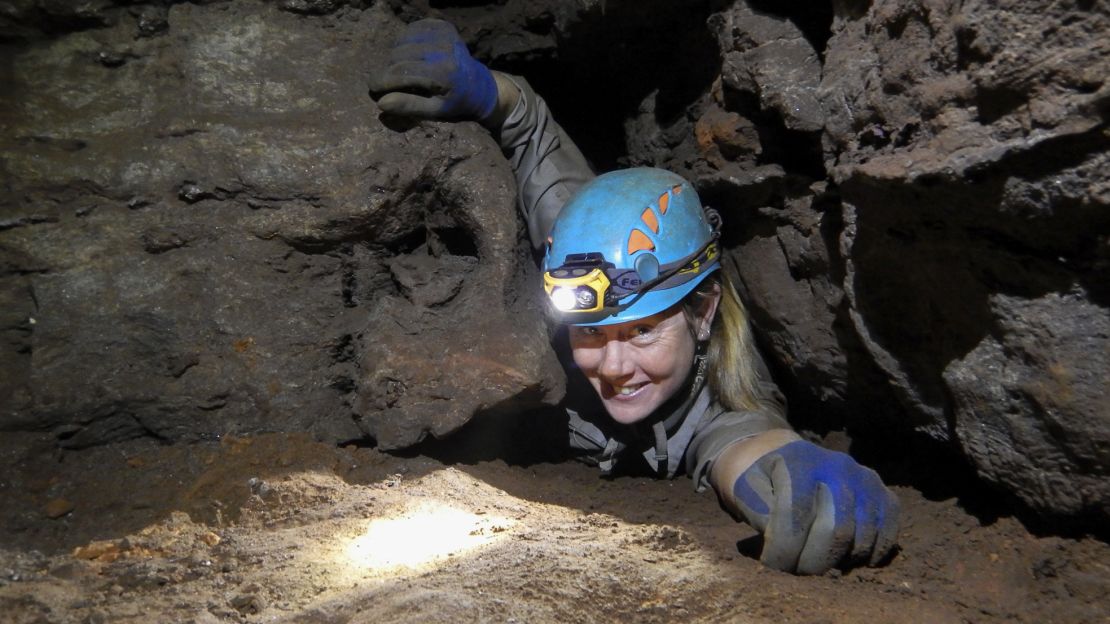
[597,339,633,379]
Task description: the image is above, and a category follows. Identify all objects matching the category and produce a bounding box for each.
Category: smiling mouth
[607,382,647,398]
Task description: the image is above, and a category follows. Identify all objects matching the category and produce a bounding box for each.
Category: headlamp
[551,285,597,311]
[543,236,720,317]
[542,254,613,313]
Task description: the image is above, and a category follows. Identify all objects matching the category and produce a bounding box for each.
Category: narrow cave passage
[0,0,1107,621]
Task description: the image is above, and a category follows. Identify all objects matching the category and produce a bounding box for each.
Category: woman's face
[569,301,710,425]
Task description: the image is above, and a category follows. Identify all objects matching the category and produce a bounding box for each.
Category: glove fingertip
[377,93,446,119]
[366,70,416,98]
[757,459,809,574]
[759,536,798,573]
[796,481,853,575]
[869,490,902,566]
[412,17,458,34]
[399,18,459,44]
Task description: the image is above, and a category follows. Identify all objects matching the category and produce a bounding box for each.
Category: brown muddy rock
[944,293,1110,519]
[352,132,562,449]
[725,190,852,411]
[694,103,763,166]
[821,0,1110,518]
[712,2,824,132]
[671,4,849,428]
[613,0,1108,520]
[0,1,563,448]
[0,0,118,41]
[822,1,1108,183]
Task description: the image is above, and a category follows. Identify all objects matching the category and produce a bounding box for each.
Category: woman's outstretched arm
[489,73,594,250]
[369,18,593,251]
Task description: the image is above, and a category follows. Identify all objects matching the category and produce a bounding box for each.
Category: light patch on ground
[342,500,514,575]
[2,436,1105,624]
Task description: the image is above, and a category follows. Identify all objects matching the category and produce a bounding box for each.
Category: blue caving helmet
[542,168,720,326]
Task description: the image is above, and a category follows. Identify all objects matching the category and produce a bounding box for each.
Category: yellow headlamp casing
[543,267,611,313]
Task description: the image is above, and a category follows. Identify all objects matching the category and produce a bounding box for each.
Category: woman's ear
[697,282,722,340]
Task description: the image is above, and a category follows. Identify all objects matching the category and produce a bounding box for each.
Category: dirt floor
[0,429,1107,624]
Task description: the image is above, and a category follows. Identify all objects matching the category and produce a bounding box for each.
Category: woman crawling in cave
[369,19,899,576]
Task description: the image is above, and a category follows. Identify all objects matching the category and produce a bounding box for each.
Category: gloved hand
[368,19,499,122]
[732,439,900,575]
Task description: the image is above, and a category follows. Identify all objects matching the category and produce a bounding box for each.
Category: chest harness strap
[647,351,709,477]
[651,420,669,476]
[598,437,623,473]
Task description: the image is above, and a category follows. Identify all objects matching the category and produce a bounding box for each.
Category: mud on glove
[732,439,900,575]
[368,19,498,122]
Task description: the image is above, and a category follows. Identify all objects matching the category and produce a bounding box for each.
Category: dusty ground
[0,429,1107,624]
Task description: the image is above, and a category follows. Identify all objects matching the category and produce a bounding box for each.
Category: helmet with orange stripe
[542,168,720,326]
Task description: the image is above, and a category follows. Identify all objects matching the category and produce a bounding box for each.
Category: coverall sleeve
[686,350,792,492]
[686,405,791,493]
[494,74,595,251]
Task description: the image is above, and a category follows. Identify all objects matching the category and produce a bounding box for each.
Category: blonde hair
[684,272,779,415]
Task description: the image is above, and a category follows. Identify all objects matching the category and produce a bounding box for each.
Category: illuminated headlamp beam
[551,286,579,311]
[550,285,600,312]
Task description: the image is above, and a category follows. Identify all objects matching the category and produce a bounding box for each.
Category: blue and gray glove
[732,439,900,575]
[368,19,499,122]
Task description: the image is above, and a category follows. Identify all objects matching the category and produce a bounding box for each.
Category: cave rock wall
[0,0,564,449]
[682,0,1109,521]
[1,0,1107,523]
[820,0,1108,521]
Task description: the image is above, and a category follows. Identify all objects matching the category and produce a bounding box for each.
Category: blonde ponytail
[686,273,778,414]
